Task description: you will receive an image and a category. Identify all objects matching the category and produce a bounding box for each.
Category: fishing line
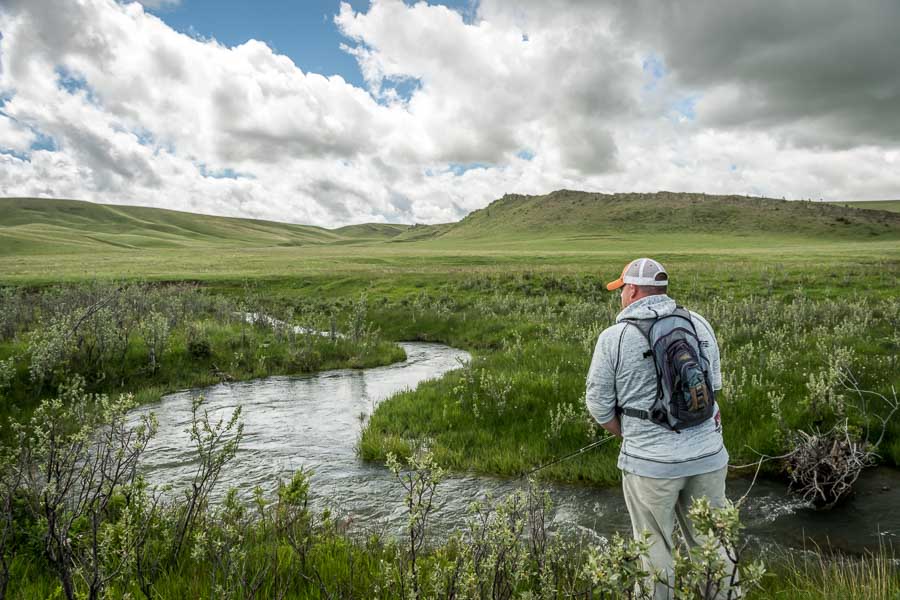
[520,434,619,480]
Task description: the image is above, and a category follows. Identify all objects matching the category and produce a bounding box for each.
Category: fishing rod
[521,435,619,479]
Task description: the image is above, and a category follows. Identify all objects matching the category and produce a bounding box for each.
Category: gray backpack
[616,307,715,432]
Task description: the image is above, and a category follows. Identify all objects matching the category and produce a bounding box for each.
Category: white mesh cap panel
[622,258,668,286]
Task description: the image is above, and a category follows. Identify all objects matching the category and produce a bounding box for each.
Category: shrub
[188,338,212,360]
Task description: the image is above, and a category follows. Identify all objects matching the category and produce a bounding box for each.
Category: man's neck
[628,292,667,307]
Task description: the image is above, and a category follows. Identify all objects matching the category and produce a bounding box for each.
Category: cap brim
[605,278,625,291]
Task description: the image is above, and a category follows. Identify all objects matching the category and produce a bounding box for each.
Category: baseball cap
[605,258,669,291]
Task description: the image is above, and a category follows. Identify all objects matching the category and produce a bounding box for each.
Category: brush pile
[785,424,874,508]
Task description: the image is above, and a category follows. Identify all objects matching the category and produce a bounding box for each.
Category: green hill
[0,198,355,255]
[827,200,900,214]
[332,223,411,240]
[389,222,454,242]
[440,190,900,241]
[3,193,898,257]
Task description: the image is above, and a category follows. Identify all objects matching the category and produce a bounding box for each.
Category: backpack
[615,306,715,432]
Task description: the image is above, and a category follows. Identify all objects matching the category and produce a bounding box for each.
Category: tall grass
[758,544,899,599]
[358,271,900,483]
[0,282,406,429]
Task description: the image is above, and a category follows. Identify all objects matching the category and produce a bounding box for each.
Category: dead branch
[733,369,897,509]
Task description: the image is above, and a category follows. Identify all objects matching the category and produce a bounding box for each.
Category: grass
[5,480,897,599]
[3,191,898,259]
[447,191,900,241]
[759,545,900,599]
[1,194,899,598]
[0,197,413,256]
[353,266,900,483]
[1,236,897,285]
[0,288,406,429]
[2,223,898,482]
[828,199,900,214]
[7,546,898,600]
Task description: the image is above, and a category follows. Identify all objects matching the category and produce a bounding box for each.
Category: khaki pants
[622,466,738,599]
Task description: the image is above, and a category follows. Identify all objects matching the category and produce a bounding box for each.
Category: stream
[134,342,900,555]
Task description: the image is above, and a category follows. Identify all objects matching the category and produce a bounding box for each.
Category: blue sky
[146,0,475,88]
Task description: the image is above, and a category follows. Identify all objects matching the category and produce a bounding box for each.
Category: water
[134,342,900,554]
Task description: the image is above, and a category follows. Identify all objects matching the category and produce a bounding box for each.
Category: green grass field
[828,199,900,213]
[1,193,899,599]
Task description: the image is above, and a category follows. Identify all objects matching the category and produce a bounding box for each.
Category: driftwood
[790,372,897,508]
[211,363,235,383]
[785,423,871,508]
[734,371,898,509]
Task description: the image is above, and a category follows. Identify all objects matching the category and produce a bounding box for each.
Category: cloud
[132,0,181,9]
[0,0,898,228]
[0,114,36,153]
[335,0,634,171]
[476,0,900,144]
[611,0,900,148]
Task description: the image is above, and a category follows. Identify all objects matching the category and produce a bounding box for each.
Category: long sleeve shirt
[585,294,728,478]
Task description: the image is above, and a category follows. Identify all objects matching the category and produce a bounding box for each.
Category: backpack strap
[615,406,650,420]
[614,317,657,419]
[611,325,627,406]
[672,306,695,328]
[621,318,654,358]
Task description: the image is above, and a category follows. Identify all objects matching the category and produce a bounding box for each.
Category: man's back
[585,293,728,478]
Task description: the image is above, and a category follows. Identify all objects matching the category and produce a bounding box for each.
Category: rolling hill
[442,190,900,241]
[0,197,356,255]
[827,200,900,213]
[2,192,899,256]
[331,223,411,240]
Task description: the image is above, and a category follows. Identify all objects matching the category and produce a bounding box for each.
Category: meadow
[1,192,899,598]
[831,200,900,213]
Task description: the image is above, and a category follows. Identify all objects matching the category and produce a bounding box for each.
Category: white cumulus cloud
[0,0,897,227]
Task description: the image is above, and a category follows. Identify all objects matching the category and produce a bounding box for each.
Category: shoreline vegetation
[2,391,897,599]
[1,192,898,598]
[0,282,407,427]
[2,270,898,598]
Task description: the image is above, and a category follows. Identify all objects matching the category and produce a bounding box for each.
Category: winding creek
[134,342,900,555]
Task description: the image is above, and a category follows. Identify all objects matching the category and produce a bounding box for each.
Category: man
[585,258,734,599]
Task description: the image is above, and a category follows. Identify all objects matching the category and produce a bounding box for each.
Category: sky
[0,0,898,227]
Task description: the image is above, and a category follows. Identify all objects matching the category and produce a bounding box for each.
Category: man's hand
[600,415,622,438]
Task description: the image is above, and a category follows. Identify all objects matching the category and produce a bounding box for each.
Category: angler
[585,258,736,599]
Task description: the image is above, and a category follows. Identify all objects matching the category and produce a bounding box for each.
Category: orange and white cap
[605,258,669,291]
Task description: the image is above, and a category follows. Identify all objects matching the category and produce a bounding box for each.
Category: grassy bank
[0,283,405,428]
[761,546,900,599]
